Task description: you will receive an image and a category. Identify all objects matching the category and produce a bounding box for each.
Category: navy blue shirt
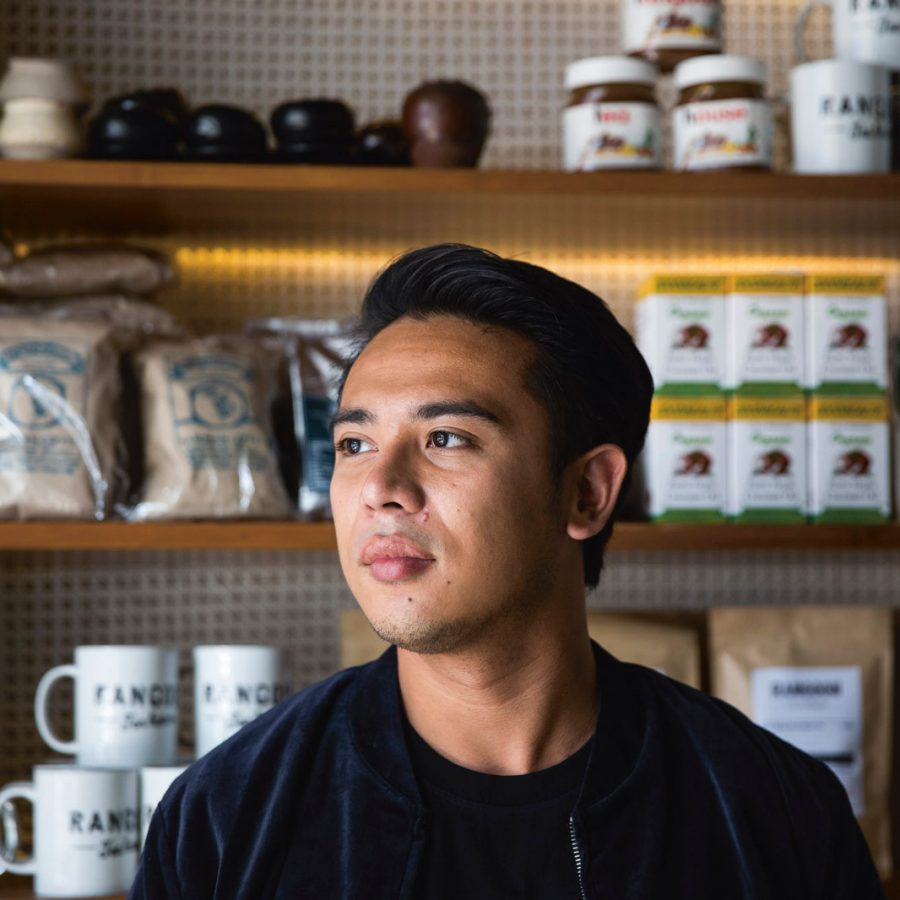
[131,644,884,899]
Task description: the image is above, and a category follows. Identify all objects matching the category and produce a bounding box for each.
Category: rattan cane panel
[594,551,900,609]
[1,0,831,171]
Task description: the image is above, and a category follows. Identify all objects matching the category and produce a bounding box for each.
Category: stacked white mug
[0,643,289,895]
[792,0,898,173]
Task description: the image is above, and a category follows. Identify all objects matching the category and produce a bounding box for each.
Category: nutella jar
[563,57,661,171]
[673,55,774,171]
[623,0,722,72]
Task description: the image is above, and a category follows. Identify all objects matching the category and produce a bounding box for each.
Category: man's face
[330,314,571,655]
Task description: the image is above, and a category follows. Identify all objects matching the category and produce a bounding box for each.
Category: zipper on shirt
[568,815,587,900]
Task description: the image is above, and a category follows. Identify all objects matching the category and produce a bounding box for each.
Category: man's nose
[361,444,426,513]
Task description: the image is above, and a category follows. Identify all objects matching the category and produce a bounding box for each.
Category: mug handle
[0,783,37,876]
[34,663,78,756]
[794,0,831,64]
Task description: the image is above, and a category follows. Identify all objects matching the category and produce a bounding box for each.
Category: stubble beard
[363,551,559,657]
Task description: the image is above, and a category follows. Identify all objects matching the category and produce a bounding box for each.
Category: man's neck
[396,620,597,776]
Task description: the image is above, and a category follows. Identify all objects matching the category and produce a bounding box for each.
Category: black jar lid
[102,87,190,125]
[184,104,268,161]
[87,105,182,160]
[270,99,355,145]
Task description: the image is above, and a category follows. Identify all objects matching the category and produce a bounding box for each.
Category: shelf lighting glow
[175,247,899,278]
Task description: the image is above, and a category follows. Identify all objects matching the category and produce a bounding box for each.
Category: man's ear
[565,444,629,541]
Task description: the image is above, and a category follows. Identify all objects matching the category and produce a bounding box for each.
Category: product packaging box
[645,395,728,523]
[808,394,891,523]
[636,275,727,395]
[726,274,805,393]
[805,275,887,394]
[727,394,808,523]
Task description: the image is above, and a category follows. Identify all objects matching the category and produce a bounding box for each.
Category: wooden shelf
[0,159,898,199]
[0,521,337,551]
[1,160,898,238]
[0,521,899,552]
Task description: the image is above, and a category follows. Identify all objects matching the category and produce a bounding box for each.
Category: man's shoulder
[621,660,851,813]
[162,659,372,822]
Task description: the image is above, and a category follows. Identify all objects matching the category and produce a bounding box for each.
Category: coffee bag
[340,609,390,668]
[129,336,292,520]
[0,297,179,519]
[0,244,175,299]
[587,612,701,688]
[710,606,892,876]
[247,319,355,520]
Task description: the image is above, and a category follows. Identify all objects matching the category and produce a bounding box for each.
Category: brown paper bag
[0,297,180,519]
[710,606,893,877]
[340,610,391,669]
[588,612,701,689]
[129,336,292,520]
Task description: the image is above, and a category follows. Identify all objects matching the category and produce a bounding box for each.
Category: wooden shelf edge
[609,522,900,551]
[0,521,898,552]
[0,159,898,199]
[0,521,338,551]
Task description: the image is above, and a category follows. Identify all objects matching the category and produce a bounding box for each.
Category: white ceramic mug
[193,645,290,757]
[795,0,900,70]
[35,645,179,768]
[791,59,892,173]
[140,765,188,849]
[0,765,139,897]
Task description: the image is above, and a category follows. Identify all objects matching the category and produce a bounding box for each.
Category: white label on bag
[623,0,721,53]
[563,102,661,170]
[674,99,773,170]
[752,666,864,815]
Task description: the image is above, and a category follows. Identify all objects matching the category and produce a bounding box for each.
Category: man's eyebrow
[330,408,374,432]
[330,400,504,433]
[414,400,504,427]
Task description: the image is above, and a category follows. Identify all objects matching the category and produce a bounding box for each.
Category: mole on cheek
[407,597,413,603]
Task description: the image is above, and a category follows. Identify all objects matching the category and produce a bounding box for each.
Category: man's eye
[335,437,373,455]
[427,430,470,449]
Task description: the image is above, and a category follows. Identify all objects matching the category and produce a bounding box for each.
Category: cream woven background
[1,0,898,804]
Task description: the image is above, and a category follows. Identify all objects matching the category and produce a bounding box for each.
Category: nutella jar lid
[674,55,767,90]
[565,56,658,90]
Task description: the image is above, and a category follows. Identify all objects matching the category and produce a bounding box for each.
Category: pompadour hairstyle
[343,243,653,589]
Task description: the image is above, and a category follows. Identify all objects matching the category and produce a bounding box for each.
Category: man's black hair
[342,243,653,589]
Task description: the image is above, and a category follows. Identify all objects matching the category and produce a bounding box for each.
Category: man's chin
[368,613,469,656]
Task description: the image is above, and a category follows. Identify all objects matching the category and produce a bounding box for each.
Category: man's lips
[360,536,435,583]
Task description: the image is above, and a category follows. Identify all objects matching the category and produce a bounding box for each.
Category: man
[132,244,883,899]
